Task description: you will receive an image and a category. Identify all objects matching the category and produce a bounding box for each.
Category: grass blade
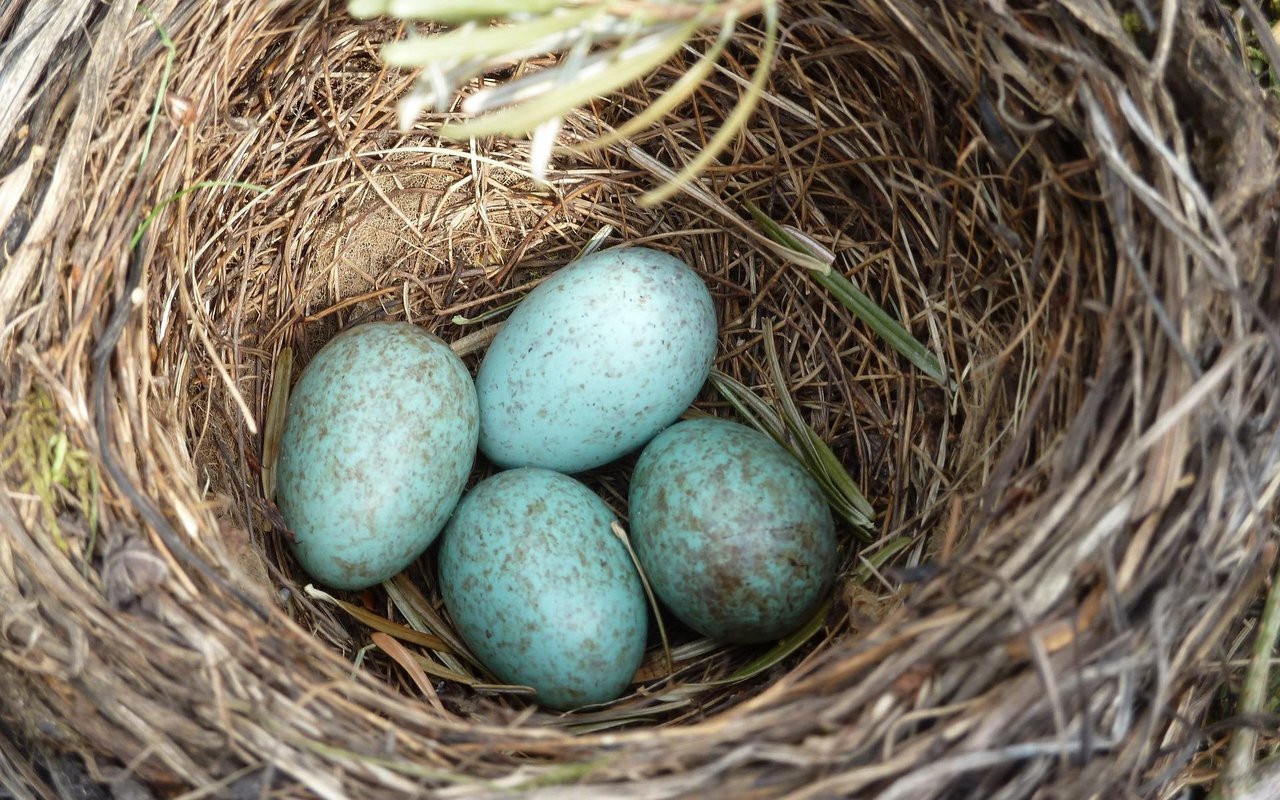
[579,22,734,154]
[260,346,292,501]
[442,22,699,139]
[380,9,600,66]
[407,653,490,687]
[612,522,672,676]
[709,369,875,536]
[853,535,914,583]
[305,585,454,653]
[383,574,482,674]
[138,6,175,170]
[761,320,876,522]
[132,181,269,250]
[350,0,564,23]
[452,299,519,325]
[713,596,830,685]
[355,0,756,195]
[744,200,948,386]
[371,632,452,715]
[813,269,948,387]
[639,2,777,206]
[708,370,787,442]
[1218,550,1280,798]
[804,427,877,522]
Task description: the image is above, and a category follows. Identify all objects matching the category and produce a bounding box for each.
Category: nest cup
[2,1,1279,797]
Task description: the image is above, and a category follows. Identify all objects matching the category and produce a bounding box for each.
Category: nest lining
[0,1,1278,798]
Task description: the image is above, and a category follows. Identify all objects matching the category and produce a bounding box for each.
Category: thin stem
[138,6,175,170]
[1220,553,1280,798]
[612,522,673,676]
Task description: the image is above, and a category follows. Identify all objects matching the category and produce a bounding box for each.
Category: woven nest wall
[2,1,1279,797]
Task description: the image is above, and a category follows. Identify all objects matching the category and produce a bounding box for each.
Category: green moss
[1120,11,1144,36]
[0,389,100,558]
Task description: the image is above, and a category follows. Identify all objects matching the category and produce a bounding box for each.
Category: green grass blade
[350,0,564,23]
[852,535,914,583]
[574,224,614,260]
[581,22,734,154]
[441,21,699,139]
[714,597,831,685]
[743,199,816,259]
[132,181,269,250]
[806,427,877,521]
[639,2,777,207]
[138,6,175,171]
[708,370,787,442]
[761,322,876,524]
[744,200,948,386]
[710,369,875,536]
[812,269,948,386]
[380,9,599,66]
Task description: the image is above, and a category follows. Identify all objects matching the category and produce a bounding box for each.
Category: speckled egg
[438,468,648,710]
[629,418,838,644]
[276,322,478,590]
[475,246,717,473]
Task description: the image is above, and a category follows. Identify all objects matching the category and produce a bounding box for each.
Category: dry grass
[0,0,1278,797]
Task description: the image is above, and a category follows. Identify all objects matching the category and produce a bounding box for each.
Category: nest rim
[0,0,1278,797]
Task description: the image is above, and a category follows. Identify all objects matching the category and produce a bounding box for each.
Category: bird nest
[2,1,1279,797]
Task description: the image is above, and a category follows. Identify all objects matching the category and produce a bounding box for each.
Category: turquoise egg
[475,246,717,473]
[629,418,838,644]
[276,322,478,590]
[438,468,648,710]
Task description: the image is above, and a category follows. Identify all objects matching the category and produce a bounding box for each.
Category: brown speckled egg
[276,322,478,590]
[629,418,837,644]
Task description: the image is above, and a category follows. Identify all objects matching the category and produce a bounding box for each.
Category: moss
[0,388,99,558]
[1121,11,1143,37]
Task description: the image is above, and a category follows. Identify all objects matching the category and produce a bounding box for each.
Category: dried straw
[1,1,1278,798]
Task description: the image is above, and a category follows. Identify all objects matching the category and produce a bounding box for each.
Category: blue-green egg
[438,468,648,710]
[276,322,478,590]
[629,418,838,644]
[475,246,717,473]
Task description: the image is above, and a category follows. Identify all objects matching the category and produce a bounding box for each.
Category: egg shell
[475,246,717,473]
[438,468,648,710]
[629,418,838,644]
[276,322,478,590]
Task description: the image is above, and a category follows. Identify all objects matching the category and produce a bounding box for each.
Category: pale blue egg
[475,246,717,473]
[277,322,478,590]
[438,468,648,710]
[629,418,838,644]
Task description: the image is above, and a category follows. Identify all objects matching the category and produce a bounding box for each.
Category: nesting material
[0,1,1278,798]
